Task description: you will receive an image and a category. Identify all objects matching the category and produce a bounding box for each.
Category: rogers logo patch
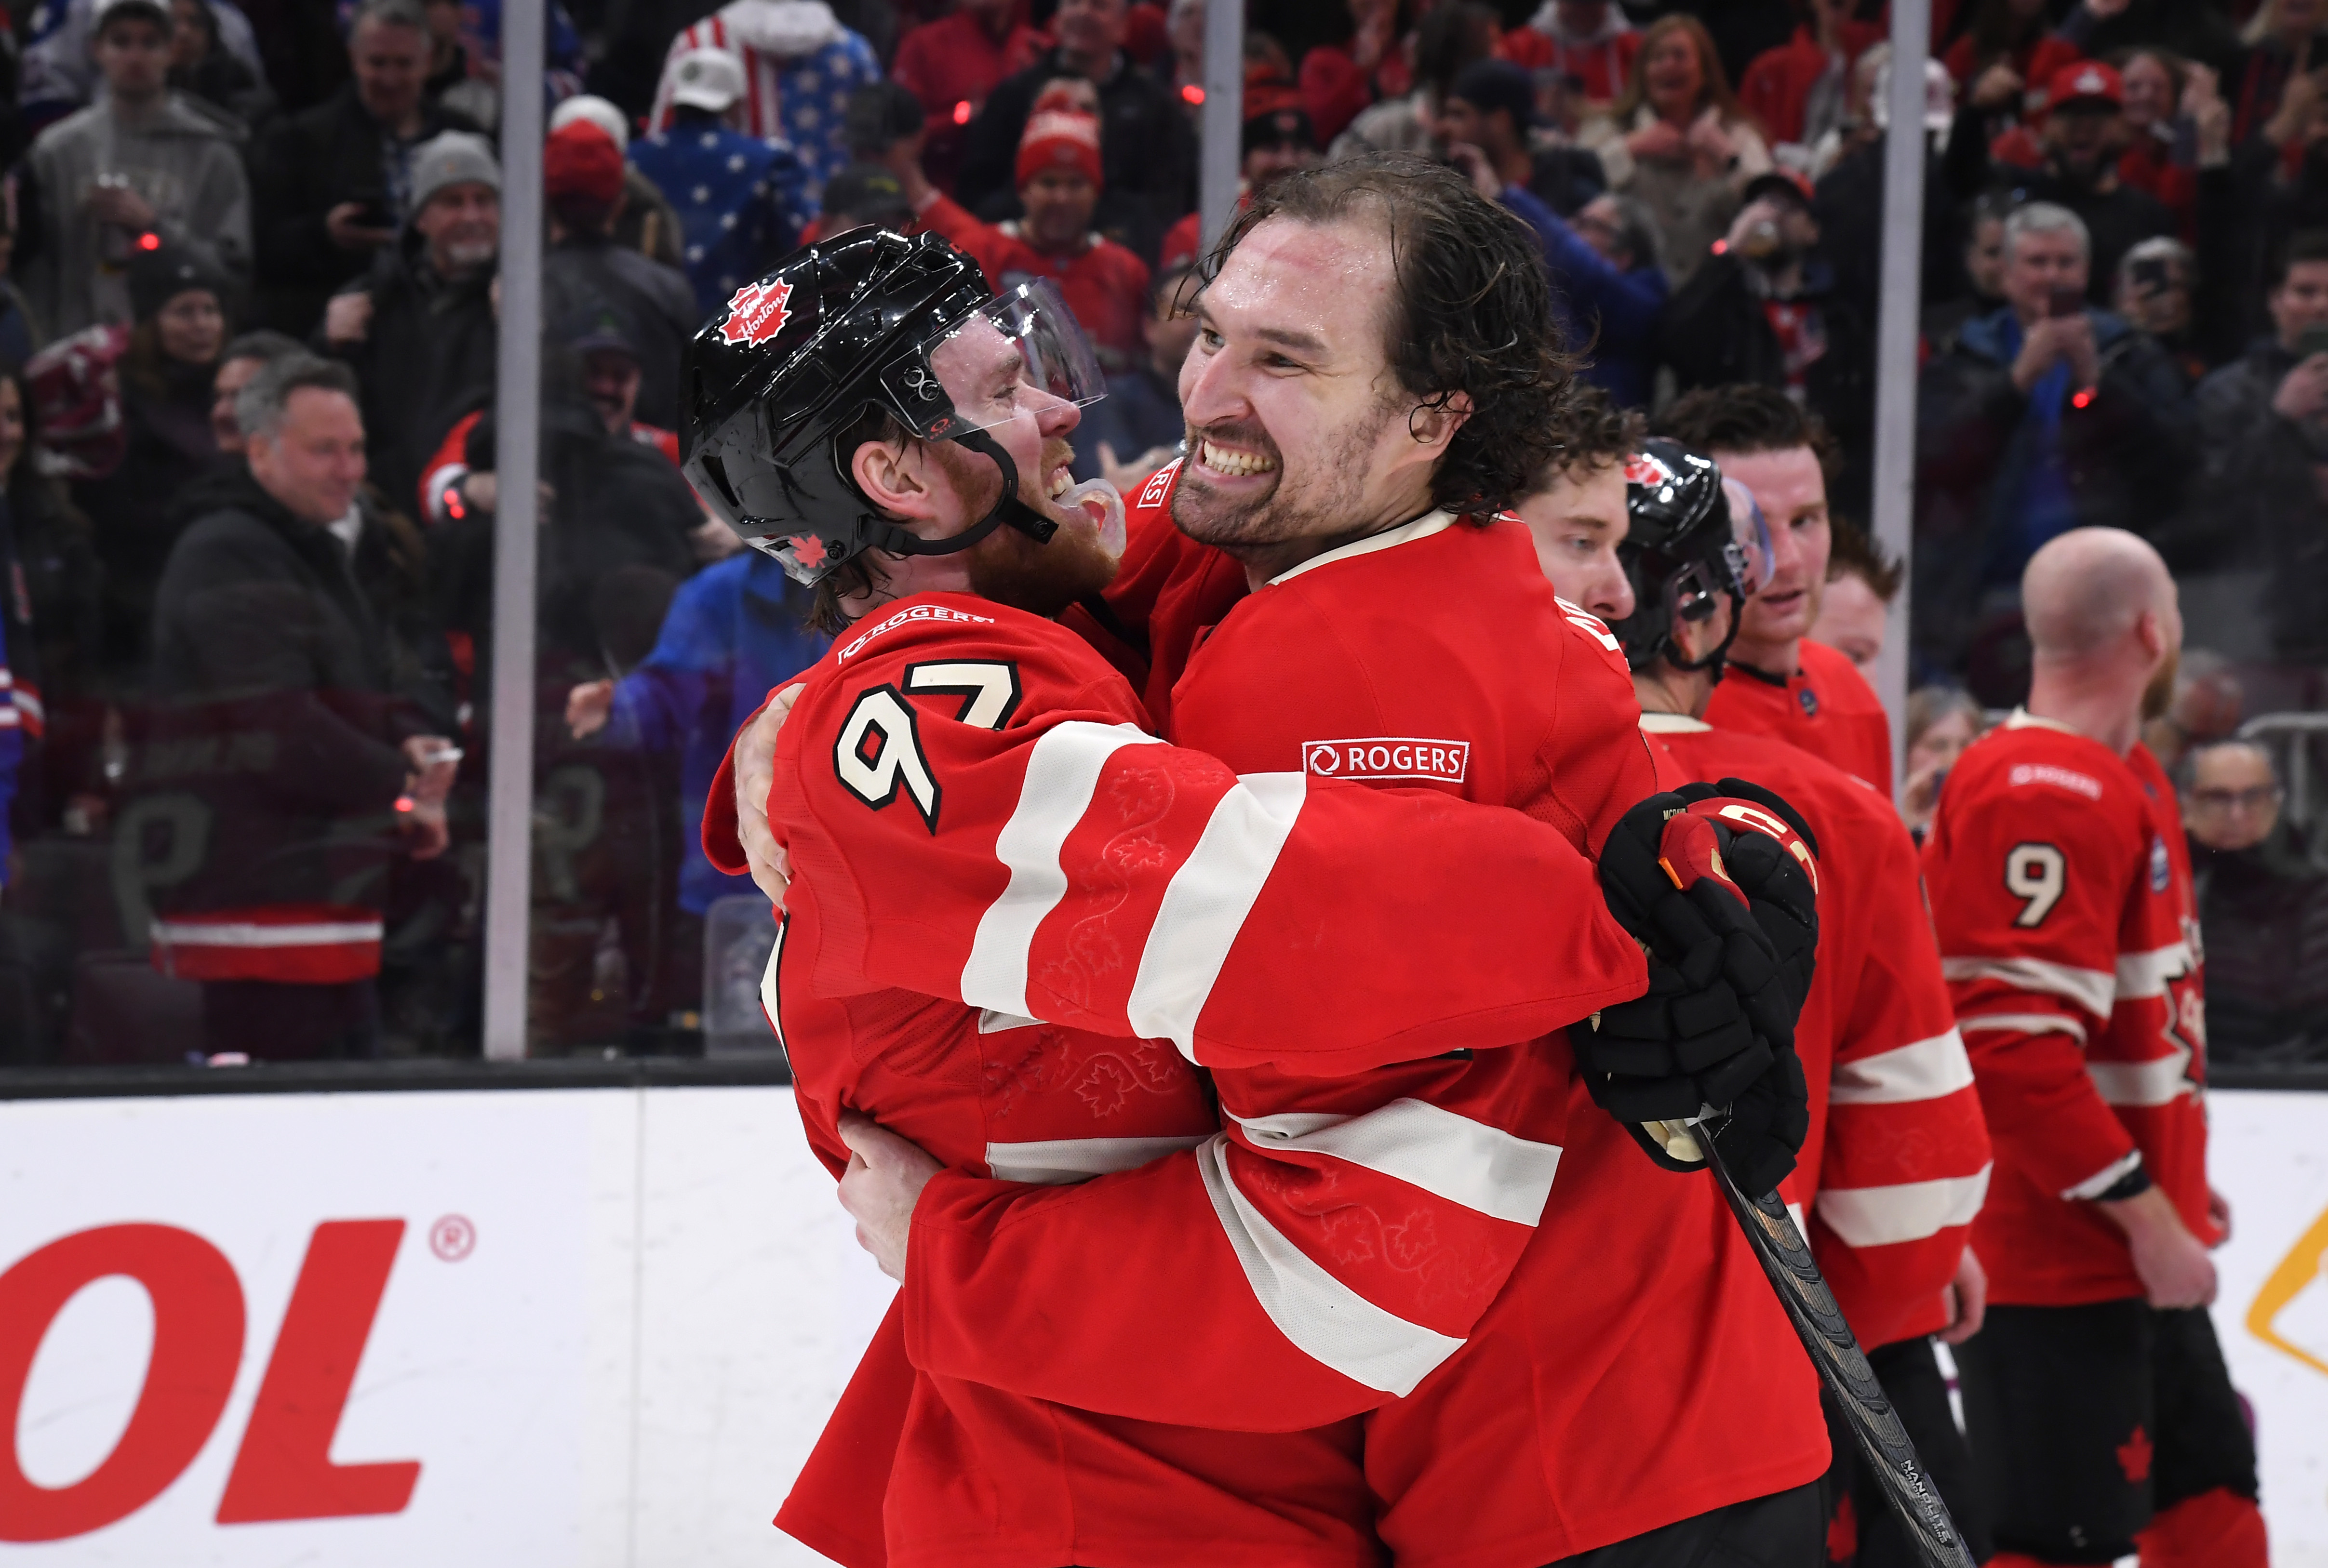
[1303,737,1469,783]
[1137,458,1182,510]
[2009,762,2103,800]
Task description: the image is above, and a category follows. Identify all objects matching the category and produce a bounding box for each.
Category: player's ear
[1406,390,1473,454]
[2135,606,2166,661]
[851,435,939,523]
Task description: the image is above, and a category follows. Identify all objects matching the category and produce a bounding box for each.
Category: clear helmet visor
[1720,477,1776,596]
[919,277,1107,439]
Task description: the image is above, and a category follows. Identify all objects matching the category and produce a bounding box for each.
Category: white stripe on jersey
[1129,771,1306,1059]
[985,1134,1210,1185]
[760,914,788,1056]
[2088,1050,2194,1107]
[1194,1132,1464,1396]
[1229,1099,1563,1227]
[1815,1166,1991,1247]
[961,721,1162,1021]
[2115,942,2194,999]
[2062,1148,2143,1201]
[1957,1010,2088,1045]
[1941,955,2115,1019]
[1827,1027,1976,1105]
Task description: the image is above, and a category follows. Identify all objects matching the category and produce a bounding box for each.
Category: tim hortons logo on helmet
[720,279,794,346]
[1303,737,1468,784]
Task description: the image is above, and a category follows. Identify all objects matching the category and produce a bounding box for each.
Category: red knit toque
[544,120,626,207]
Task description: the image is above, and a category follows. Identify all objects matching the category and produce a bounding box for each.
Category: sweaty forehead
[1206,215,1394,361]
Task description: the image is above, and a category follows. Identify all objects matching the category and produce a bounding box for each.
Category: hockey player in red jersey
[1922,527,2264,1568]
[1653,387,1896,796]
[705,160,1834,1567]
[683,175,1824,1566]
[1528,400,1996,1566]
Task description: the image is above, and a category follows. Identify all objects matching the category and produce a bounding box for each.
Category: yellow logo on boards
[2248,1203,2328,1377]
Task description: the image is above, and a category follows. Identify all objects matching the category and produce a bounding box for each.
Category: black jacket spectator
[325,223,498,535]
[144,464,435,931]
[1944,101,2176,306]
[541,236,698,433]
[2182,336,2328,662]
[439,391,703,665]
[251,83,480,335]
[956,48,1196,249]
[1661,250,1874,514]
[2193,819,2328,1065]
[73,244,231,694]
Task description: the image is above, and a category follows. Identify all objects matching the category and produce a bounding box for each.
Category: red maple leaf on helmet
[720,279,795,346]
[1622,452,1666,486]
[787,533,830,569]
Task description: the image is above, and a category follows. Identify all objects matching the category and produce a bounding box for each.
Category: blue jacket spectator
[629,49,810,319]
[1501,184,1667,409]
[570,549,827,914]
[1913,203,2193,687]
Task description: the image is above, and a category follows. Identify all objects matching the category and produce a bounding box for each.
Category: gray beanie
[410,131,502,215]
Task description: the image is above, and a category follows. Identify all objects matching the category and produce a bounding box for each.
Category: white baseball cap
[668,46,748,114]
[550,93,631,151]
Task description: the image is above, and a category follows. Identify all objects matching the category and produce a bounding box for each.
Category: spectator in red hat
[917,87,1152,370]
[540,119,699,434]
[1946,58,2176,304]
[890,0,1045,194]
[955,0,1196,255]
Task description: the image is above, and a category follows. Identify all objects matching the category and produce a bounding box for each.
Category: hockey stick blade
[1692,1119,1977,1568]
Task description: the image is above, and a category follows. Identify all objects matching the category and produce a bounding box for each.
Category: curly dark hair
[1525,382,1642,496]
[1650,384,1840,480]
[1196,152,1577,519]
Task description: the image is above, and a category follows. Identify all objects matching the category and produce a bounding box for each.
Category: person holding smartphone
[2185,229,2328,662]
[1914,199,2194,687]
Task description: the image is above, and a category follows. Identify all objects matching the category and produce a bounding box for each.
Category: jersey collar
[2004,706,2081,736]
[1266,510,1456,587]
[1638,712,1711,733]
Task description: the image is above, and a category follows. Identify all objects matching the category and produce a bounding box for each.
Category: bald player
[1923,528,2264,1568]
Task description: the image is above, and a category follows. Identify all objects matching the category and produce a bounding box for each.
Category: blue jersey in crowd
[598,549,826,914]
[630,124,810,318]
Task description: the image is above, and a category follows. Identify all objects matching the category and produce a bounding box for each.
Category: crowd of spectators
[0,0,2322,1065]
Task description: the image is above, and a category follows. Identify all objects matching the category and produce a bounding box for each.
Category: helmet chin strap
[865,427,1060,558]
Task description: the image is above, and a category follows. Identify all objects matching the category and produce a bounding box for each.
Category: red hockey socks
[2137,1486,2268,1568]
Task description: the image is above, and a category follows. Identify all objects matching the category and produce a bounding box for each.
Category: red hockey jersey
[756,588,1663,1565]
[1645,714,1991,1349]
[1922,712,2213,1308]
[1703,638,1895,797]
[896,514,1829,1564]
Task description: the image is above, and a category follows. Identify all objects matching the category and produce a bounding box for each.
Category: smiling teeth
[1047,468,1072,499]
[1202,440,1277,477]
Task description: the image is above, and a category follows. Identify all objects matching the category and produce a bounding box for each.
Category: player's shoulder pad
[814,592,1128,715]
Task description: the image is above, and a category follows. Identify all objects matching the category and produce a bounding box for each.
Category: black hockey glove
[1571,789,1820,1198]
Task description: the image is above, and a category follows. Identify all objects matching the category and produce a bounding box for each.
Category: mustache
[1185,419,1281,462]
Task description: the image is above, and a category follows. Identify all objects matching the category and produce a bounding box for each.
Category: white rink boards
[0,1084,2322,1566]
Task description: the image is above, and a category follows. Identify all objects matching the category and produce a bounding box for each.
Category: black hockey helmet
[681,226,1107,585]
[1609,439,1774,678]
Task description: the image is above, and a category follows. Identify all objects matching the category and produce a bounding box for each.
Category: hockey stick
[1687,1111,1978,1568]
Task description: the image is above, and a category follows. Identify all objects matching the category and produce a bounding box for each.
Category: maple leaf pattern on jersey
[1039,748,1185,1008]
[982,1024,1181,1122]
